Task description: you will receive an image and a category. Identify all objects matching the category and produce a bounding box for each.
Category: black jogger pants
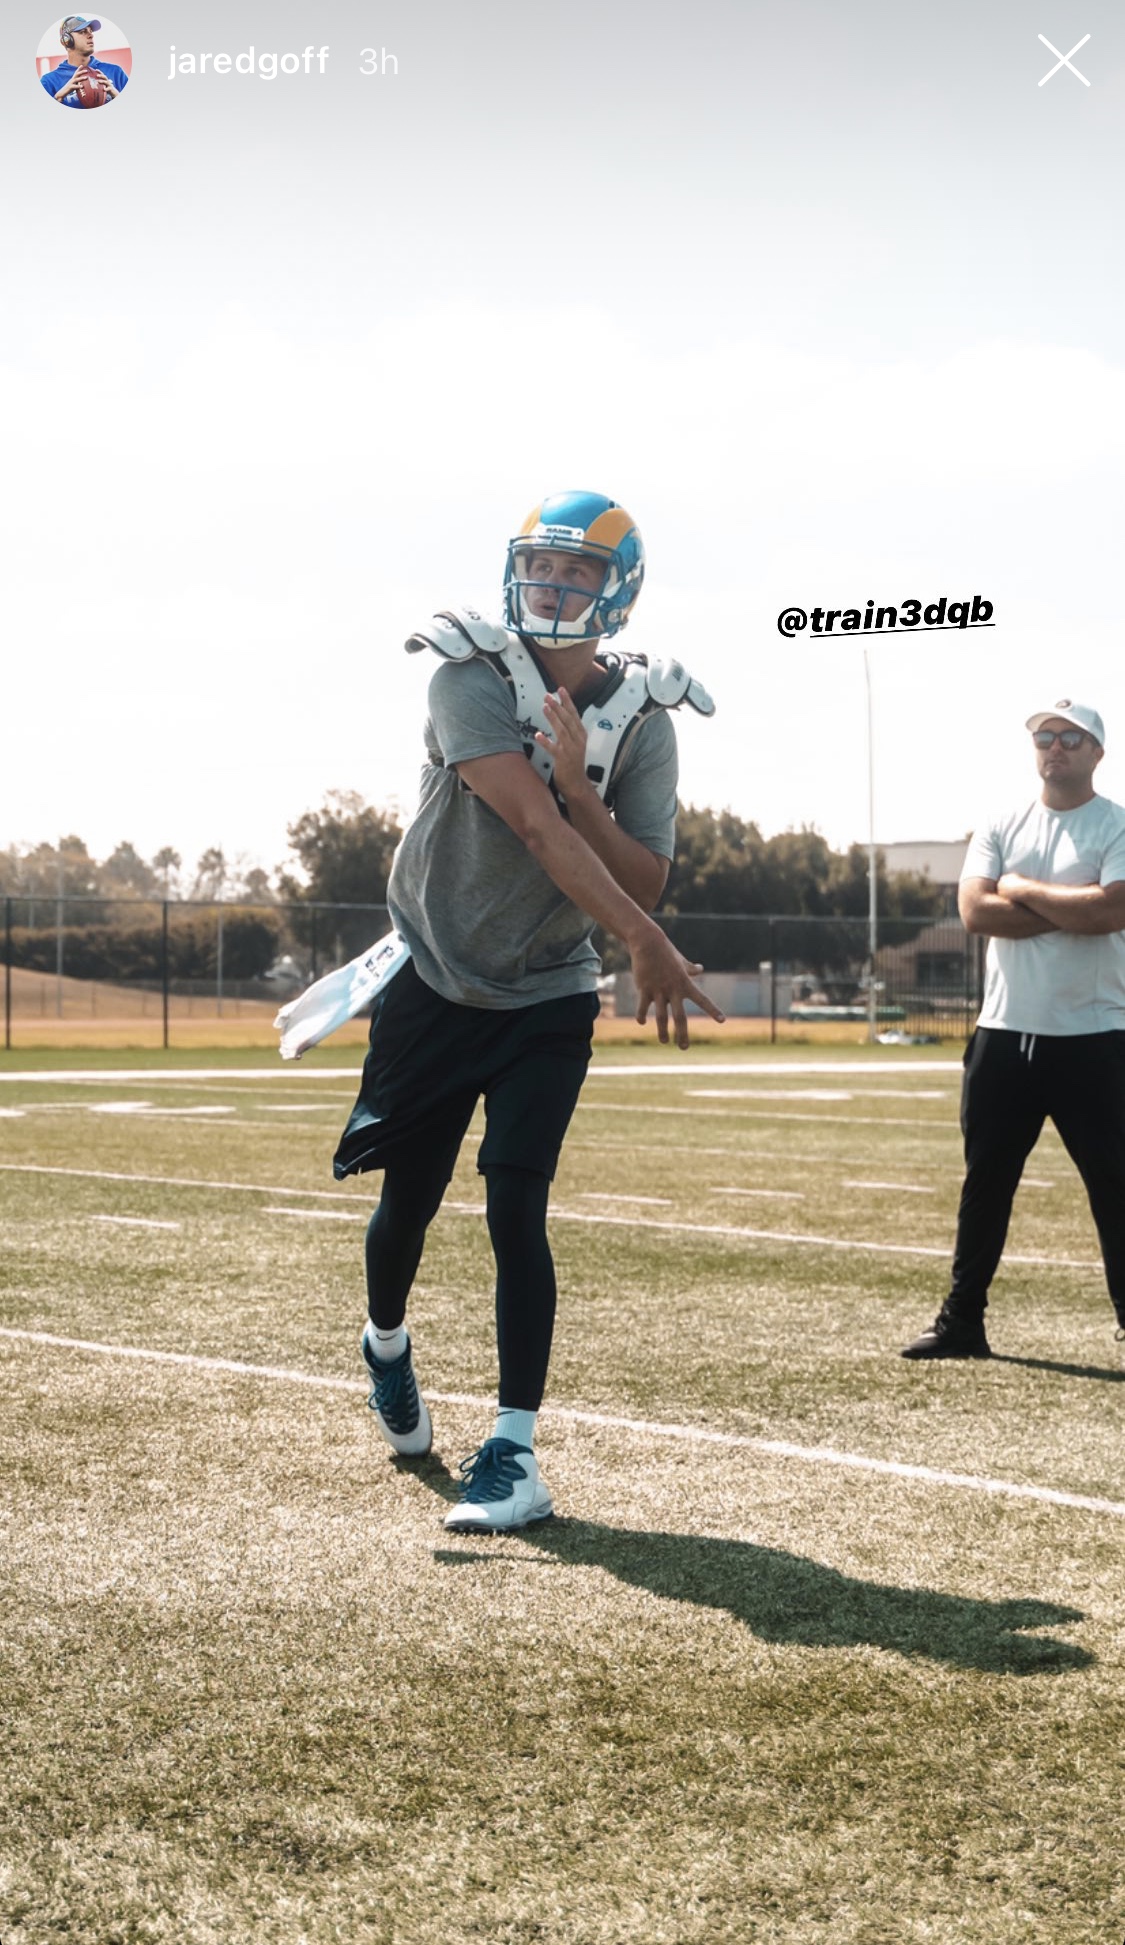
[949,1026,1125,1325]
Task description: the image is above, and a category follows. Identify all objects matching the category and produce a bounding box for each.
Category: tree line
[0,791,947,923]
[0,837,273,907]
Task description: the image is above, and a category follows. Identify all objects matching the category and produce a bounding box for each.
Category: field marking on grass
[843,1180,936,1195]
[9,1104,345,1136]
[0,1061,964,1086]
[2,1323,1123,1521]
[578,1103,960,1129]
[0,1107,25,1116]
[535,1208,1053,1262]
[690,1089,859,1101]
[260,1103,341,1112]
[571,1139,964,1171]
[710,1186,806,1200]
[0,1069,362,1085]
[0,1092,354,1113]
[266,1207,364,1221]
[0,1163,1099,1269]
[577,1192,674,1206]
[573,1141,1066,1185]
[688,1088,950,1101]
[0,1163,361,1199]
[588,1062,964,1077]
[89,1102,235,1117]
[0,1092,959,1135]
[90,1215,182,1231]
[267,1195,965,1263]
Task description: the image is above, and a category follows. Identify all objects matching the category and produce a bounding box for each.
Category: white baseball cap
[1025,699,1105,747]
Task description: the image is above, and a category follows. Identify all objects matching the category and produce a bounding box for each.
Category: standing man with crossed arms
[903,700,1125,1359]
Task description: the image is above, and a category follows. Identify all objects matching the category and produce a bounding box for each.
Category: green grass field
[2,1043,1123,1944]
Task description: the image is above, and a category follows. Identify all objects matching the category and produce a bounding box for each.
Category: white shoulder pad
[646,657,716,717]
[405,605,517,661]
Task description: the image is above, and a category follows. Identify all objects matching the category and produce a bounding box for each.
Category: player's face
[69,25,96,57]
[520,550,605,627]
[1032,718,1103,788]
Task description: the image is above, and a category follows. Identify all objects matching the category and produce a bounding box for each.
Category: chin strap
[406,606,715,804]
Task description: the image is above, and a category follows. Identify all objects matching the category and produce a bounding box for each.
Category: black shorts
[332,959,599,1183]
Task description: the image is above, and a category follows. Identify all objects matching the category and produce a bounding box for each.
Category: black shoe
[901,1306,991,1360]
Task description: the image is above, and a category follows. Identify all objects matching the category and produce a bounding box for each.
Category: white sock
[492,1406,537,1450]
[368,1322,407,1363]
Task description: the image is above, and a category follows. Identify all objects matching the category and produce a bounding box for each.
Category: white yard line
[571,1141,1063,1184]
[0,1164,1098,1268]
[0,1324,1121,1521]
[266,1207,364,1221]
[0,1162,357,1198]
[843,1181,936,1195]
[536,1208,1094,1268]
[688,1089,950,1101]
[587,1062,963,1077]
[0,1061,964,1085]
[577,1104,960,1129]
[90,1215,182,1231]
[89,1103,234,1117]
[710,1187,806,1200]
[577,1192,674,1206]
[689,1089,859,1102]
[0,1068,362,1085]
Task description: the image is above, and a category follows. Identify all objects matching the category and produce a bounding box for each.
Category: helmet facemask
[506,544,619,650]
[503,494,645,650]
[505,547,645,651]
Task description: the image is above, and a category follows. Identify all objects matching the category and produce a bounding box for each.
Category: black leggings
[365,1159,557,1410]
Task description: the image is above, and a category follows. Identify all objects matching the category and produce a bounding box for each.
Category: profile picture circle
[37,15,131,108]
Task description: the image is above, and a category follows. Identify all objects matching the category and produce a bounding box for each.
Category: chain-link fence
[0,898,982,1047]
[604,912,983,1040]
[0,897,391,1049]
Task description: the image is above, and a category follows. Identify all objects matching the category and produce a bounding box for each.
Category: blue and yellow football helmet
[503,490,645,650]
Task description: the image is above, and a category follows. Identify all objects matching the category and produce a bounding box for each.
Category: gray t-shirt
[387,655,679,1007]
[962,793,1125,1034]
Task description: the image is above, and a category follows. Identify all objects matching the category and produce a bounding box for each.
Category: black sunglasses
[1032,728,1088,750]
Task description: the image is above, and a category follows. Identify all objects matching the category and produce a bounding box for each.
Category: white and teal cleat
[360,1327,433,1458]
[444,1438,553,1532]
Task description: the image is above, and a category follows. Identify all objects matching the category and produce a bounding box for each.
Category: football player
[333,490,721,1530]
[41,17,128,107]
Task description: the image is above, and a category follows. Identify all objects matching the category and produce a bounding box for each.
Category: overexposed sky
[4,1,1123,879]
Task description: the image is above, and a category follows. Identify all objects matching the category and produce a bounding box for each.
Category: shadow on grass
[990,1353,1125,1383]
[434,1513,1091,1674]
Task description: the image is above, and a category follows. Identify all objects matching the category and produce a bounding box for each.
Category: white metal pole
[55,839,64,1019]
[864,648,877,1044]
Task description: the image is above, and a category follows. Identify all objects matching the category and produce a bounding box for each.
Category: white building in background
[880,839,970,913]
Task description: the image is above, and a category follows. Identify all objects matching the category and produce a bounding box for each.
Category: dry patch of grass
[2,1347,1121,1945]
[2,1054,1124,1942]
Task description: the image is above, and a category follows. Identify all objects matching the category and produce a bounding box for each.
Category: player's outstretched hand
[630,925,725,1049]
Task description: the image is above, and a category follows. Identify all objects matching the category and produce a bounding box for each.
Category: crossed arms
[960,875,1125,938]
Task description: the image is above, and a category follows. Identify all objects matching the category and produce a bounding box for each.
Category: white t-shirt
[962,795,1125,1034]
